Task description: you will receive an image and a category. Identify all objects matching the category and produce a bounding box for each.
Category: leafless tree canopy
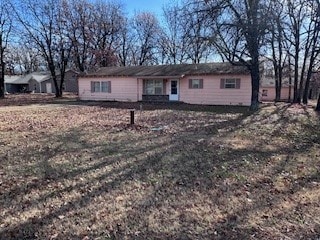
[0,0,319,109]
[0,0,12,98]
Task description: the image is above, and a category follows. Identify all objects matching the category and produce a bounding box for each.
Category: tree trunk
[47,58,63,98]
[275,78,281,102]
[53,76,62,98]
[288,86,292,102]
[302,66,313,104]
[0,61,4,98]
[316,94,320,111]
[49,68,62,98]
[274,64,281,102]
[277,64,284,102]
[58,69,65,98]
[249,61,260,111]
[288,57,292,102]
[0,46,5,98]
[293,53,299,103]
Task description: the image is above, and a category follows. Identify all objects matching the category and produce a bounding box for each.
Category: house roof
[31,72,52,83]
[12,74,33,84]
[5,69,78,85]
[82,62,250,78]
[4,75,22,84]
[4,72,50,85]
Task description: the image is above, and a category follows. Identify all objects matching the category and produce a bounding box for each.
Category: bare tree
[160,1,214,64]
[15,0,72,97]
[267,1,289,102]
[182,1,213,64]
[117,17,135,66]
[6,42,43,73]
[131,12,161,65]
[63,0,95,72]
[0,0,12,97]
[160,3,190,64]
[301,0,320,104]
[285,0,309,103]
[283,0,320,104]
[91,1,124,67]
[206,0,270,110]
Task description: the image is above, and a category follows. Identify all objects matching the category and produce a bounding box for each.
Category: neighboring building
[4,70,79,94]
[48,70,79,94]
[4,75,25,93]
[309,72,320,99]
[78,62,252,106]
[259,60,293,102]
[260,77,292,102]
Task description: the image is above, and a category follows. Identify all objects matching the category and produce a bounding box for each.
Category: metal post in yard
[130,109,135,125]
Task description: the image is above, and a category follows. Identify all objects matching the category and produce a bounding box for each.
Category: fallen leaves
[0,97,319,239]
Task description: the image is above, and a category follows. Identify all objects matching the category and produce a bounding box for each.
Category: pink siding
[179,75,252,106]
[137,79,143,101]
[260,86,292,101]
[78,75,252,106]
[78,77,140,101]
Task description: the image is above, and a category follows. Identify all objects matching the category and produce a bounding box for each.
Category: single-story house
[29,72,52,93]
[4,69,79,94]
[5,72,52,93]
[78,62,252,106]
[4,75,25,93]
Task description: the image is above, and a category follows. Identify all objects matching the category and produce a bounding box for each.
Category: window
[92,81,100,92]
[189,79,203,89]
[91,81,111,93]
[225,79,236,88]
[101,81,110,92]
[262,89,268,96]
[143,80,164,95]
[220,79,241,89]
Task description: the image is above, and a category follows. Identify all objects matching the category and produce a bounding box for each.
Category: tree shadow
[0,103,319,239]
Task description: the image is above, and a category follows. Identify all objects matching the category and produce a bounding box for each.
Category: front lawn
[0,97,319,239]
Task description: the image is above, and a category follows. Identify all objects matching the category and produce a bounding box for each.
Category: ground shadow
[0,102,319,239]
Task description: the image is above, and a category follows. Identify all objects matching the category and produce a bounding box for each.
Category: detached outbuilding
[78,62,252,106]
[4,69,79,94]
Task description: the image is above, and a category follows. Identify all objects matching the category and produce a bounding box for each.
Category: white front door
[46,83,52,93]
[169,80,179,101]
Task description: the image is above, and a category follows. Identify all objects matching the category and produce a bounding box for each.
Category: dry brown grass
[0,95,319,240]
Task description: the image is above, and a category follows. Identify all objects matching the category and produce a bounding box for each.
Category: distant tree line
[0,0,320,111]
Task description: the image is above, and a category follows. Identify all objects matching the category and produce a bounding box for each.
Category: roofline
[79,72,250,79]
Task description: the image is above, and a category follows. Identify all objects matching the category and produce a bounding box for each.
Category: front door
[169,79,179,101]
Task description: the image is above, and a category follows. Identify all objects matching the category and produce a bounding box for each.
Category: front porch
[142,78,179,102]
[142,94,169,102]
